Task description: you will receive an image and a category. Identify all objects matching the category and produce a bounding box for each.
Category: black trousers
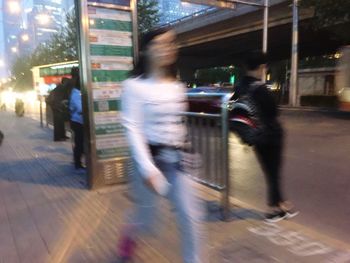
[70,121,84,168]
[53,111,66,141]
[254,132,284,207]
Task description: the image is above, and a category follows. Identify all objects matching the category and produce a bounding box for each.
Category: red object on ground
[117,235,137,260]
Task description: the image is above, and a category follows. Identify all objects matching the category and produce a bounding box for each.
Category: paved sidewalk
[1,111,350,263]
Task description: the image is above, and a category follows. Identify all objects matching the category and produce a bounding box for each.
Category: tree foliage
[11,1,160,91]
[269,61,287,85]
[11,12,78,91]
[301,0,350,27]
[301,0,350,42]
[195,66,243,85]
[137,0,160,34]
[31,11,78,66]
[11,55,33,91]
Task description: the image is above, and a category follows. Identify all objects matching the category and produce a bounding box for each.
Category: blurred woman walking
[117,28,205,263]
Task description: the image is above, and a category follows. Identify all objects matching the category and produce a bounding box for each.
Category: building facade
[1,0,74,77]
[0,0,6,78]
[298,68,336,96]
[157,0,207,25]
[25,0,63,47]
[2,0,23,74]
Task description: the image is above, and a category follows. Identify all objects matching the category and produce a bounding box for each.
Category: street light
[0,59,4,67]
[21,34,29,42]
[8,1,21,14]
[36,14,51,25]
[11,47,18,53]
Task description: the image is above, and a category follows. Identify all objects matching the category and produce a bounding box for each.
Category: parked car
[187,86,235,115]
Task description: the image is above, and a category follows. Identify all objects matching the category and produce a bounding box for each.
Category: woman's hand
[144,172,170,196]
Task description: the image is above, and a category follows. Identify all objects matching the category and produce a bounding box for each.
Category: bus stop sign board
[181,0,236,9]
[77,0,136,189]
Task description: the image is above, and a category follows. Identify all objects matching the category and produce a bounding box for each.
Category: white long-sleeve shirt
[121,77,188,178]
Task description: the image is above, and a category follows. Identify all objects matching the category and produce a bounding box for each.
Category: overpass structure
[170,0,348,81]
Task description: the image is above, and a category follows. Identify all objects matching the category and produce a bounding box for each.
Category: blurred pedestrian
[117,28,205,263]
[47,78,70,141]
[232,51,298,223]
[15,98,24,117]
[0,96,6,111]
[0,130,3,146]
[69,67,85,172]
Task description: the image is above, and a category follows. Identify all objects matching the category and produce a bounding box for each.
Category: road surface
[230,109,350,244]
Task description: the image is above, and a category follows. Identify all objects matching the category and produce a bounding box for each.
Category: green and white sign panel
[77,0,136,188]
[88,6,133,160]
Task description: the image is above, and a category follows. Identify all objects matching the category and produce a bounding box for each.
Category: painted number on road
[248,224,350,262]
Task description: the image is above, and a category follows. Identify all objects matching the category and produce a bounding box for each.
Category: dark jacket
[233,76,283,138]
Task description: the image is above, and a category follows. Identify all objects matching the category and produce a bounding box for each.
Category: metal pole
[39,96,43,127]
[75,0,97,188]
[221,95,231,221]
[131,0,139,64]
[262,0,269,54]
[262,0,269,82]
[289,0,299,106]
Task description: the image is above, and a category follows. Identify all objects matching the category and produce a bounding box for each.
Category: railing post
[221,95,231,221]
[39,96,43,128]
[186,92,233,221]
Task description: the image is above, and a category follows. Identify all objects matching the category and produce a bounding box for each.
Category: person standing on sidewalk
[69,67,85,172]
[47,78,70,141]
[117,28,205,263]
[232,51,298,223]
[0,130,3,146]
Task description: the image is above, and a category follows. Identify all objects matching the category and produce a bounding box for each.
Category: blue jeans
[128,148,205,263]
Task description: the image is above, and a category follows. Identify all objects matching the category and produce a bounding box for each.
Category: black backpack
[229,82,266,146]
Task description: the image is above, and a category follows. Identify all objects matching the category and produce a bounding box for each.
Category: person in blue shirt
[69,67,84,171]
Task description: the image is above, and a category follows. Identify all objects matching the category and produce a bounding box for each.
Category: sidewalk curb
[279,106,350,117]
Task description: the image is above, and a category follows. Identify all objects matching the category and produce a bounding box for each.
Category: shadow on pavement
[205,201,264,222]
[33,145,72,155]
[0,158,87,189]
[28,132,53,141]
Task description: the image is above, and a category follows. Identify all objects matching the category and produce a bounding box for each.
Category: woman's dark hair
[70,67,80,90]
[131,27,178,78]
[244,50,268,71]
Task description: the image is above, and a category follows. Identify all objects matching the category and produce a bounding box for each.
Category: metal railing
[184,92,233,220]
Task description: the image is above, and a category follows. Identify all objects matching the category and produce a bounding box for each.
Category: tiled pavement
[1,111,350,263]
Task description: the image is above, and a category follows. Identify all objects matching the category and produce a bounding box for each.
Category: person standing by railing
[232,51,298,223]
